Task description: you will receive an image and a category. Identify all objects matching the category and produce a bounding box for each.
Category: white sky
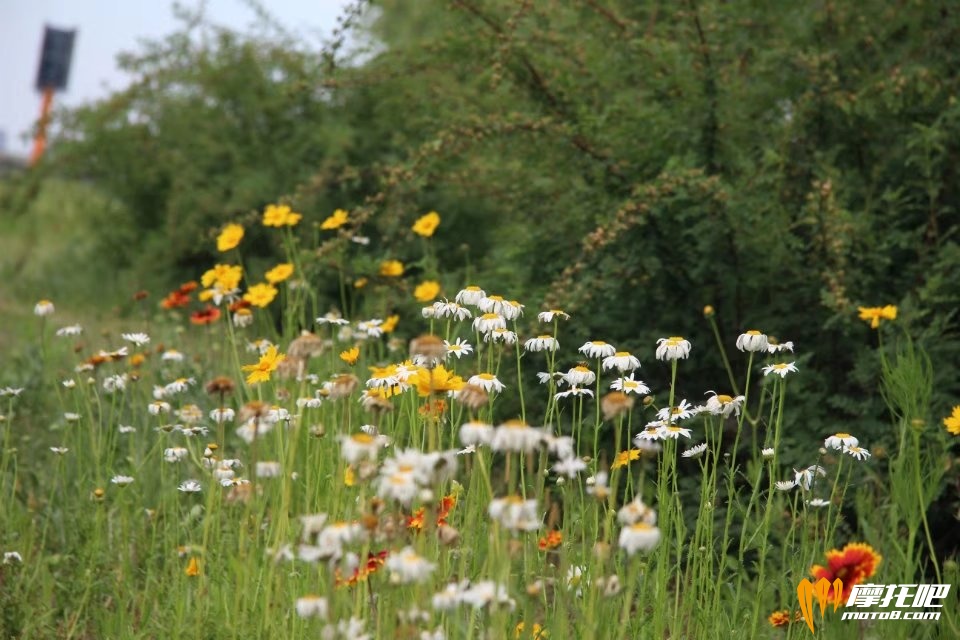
[0,1,350,155]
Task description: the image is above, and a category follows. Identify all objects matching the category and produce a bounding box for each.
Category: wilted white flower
[490,421,542,453]
[617,498,657,526]
[656,399,697,421]
[524,335,559,352]
[775,480,796,491]
[537,309,570,323]
[164,447,189,463]
[455,286,486,306]
[467,373,505,394]
[561,365,595,386]
[433,300,472,321]
[806,498,830,508]
[50,446,69,455]
[472,313,505,333]
[655,336,691,361]
[702,392,745,417]
[794,465,826,490]
[682,443,708,458]
[736,330,769,353]
[553,457,587,478]
[602,351,640,372]
[459,421,493,446]
[580,341,616,359]
[3,551,23,564]
[209,407,235,423]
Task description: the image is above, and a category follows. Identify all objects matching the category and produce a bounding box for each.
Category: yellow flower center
[835,432,851,439]
[614,351,630,357]
[478,373,495,380]
[351,433,375,444]
[481,313,499,320]
[747,330,762,336]
[717,394,734,403]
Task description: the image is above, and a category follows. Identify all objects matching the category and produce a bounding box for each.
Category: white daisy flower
[634,426,662,443]
[164,377,195,395]
[701,392,745,417]
[501,300,524,321]
[118,425,136,434]
[488,496,540,531]
[161,349,185,362]
[543,433,575,460]
[0,387,24,397]
[467,373,505,393]
[735,330,769,353]
[561,365,595,386]
[555,386,594,400]
[602,351,640,372]
[656,399,696,421]
[164,447,189,463]
[50,446,69,455]
[794,465,826,490]
[553,457,587,478]
[524,335,559,352]
[490,420,543,453]
[483,328,517,345]
[34,300,55,316]
[297,396,323,409]
[619,522,661,554]
[176,404,203,424]
[657,424,692,439]
[458,581,515,610]
[655,336,691,361]
[121,332,151,346]
[64,412,81,422]
[433,300,472,321]
[178,480,202,493]
[110,475,134,487]
[246,339,274,355]
[421,306,437,319]
[56,324,82,337]
[103,374,128,394]
[472,313,506,333]
[824,432,858,450]
[478,295,507,315]
[459,421,494,446]
[316,313,350,326]
[767,341,794,354]
[610,374,650,395]
[256,462,281,477]
[762,362,798,378]
[431,581,470,610]
[586,472,610,500]
[295,595,328,619]
[579,341,616,359]
[775,480,796,491]
[443,338,473,359]
[339,433,389,464]
[455,286,486,306]
[806,498,830,508]
[317,521,367,549]
[617,498,657,526]
[682,443,708,458]
[537,309,570,322]
[62,379,77,389]
[536,372,557,385]
[385,546,436,584]
[843,446,871,461]
[209,407,235,423]
[761,447,775,459]
[356,319,384,339]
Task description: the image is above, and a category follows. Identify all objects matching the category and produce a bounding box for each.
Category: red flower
[229,299,252,312]
[407,494,458,530]
[810,542,882,601]
[190,306,221,325]
[161,290,190,309]
[335,550,388,587]
[178,281,199,294]
[538,530,562,551]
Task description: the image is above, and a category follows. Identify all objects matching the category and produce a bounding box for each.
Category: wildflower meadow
[2,2,960,639]
[1,203,957,639]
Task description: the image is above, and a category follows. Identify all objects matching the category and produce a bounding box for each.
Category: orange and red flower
[335,550,388,587]
[538,530,562,551]
[407,494,457,530]
[161,290,190,309]
[190,306,221,325]
[810,542,882,601]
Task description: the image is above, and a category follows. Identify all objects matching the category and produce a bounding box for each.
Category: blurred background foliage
[2,0,959,465]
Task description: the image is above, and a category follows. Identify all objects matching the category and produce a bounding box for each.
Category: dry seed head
[288,331,324,359]
[204,376,235,395]
[438,524,460,546]
[601,391,635,421]
[329,374,359,399]
[409,334,445,361]
[456,384,488,411]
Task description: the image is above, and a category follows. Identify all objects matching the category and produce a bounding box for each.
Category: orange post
[29,87,55,166]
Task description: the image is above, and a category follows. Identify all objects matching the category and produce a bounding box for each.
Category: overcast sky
[0,1,350,155]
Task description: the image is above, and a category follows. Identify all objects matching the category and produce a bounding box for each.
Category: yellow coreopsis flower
[611,449,642,469]
[243,283,279,308]
[241,346,285,385]
[340,346,360,365]
[944,406,960,436]
[382,314,400,333]
[379,260,405,277]
[201,264,243,291]
[414,280,441,302]
[320,209,349,230]
[216,223,244,252]
[857,305,897,329]
[412,211,441,237]
[262,203,302,227]
[265,263,294,284]
[414,365,464,397]
[344,465,356,487]
[354,277,368,289]
[185,557,201,577]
